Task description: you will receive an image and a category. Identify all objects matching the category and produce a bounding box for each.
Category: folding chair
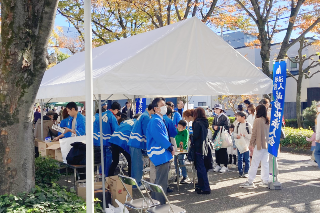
[141,180,186,213]
[118,174,160,212]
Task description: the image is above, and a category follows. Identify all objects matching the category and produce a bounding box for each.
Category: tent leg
[99,94,106,210]
[84,0,94,211]
[40,99,44,140]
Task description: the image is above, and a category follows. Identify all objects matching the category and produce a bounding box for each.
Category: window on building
[290,58,297,69]
[198,102,206,106]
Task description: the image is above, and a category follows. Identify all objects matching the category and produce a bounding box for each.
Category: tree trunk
[258,29,271,77]
[296,75,303,128]
[0,0,58,195]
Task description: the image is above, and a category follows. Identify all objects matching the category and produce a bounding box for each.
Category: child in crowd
[228,124,237,168]
[235,112,252,178]
[306,126,318,166]
[174,120,190,184]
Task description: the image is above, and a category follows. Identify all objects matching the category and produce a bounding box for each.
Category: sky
[54,11,317,45]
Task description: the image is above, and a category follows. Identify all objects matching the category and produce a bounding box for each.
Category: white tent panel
[37,17,272,102]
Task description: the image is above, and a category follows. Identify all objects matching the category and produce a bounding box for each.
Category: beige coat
[250,117,270,150]
[34,119,58,143]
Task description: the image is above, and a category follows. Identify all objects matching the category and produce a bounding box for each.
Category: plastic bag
[235,137,249,154]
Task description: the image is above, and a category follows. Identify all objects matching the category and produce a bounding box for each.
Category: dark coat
[212,113,230,140]
[122,106,133,119]
[192,118,209,154]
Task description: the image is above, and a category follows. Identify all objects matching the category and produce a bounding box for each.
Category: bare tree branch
[167,0,172,25]
[183,0,193,19]
[287,71,298,81]
[192,0,198,17]
[174,0,182,21]
[202,0,218,22]
[305,70,320,79]
[235,0,257,22]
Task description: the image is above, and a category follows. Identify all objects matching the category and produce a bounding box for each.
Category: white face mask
[160,106,167,115]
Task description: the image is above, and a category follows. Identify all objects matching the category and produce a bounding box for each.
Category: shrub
[0,184,103,212]
[229,117,236,124]
[208,117,214,126]
[303,101,318,128]
[285,119,298,128]
[35,157,61,185]
[281,127,313,149]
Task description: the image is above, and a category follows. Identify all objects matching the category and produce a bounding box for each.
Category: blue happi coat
[146,114,173,166]
[163,115,178,138]
[172,111,182,127]
[63,112,86,138]
[58,117,72,138]
[127,110,151,150]
[93,110,118,146]
[109,119,137,153]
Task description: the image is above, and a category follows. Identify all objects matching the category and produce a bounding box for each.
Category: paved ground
[131,151,320,213]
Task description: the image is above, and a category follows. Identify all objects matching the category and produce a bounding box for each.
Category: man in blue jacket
[147,98,175,204]
[54,102,85,140]
[127,104,154,187]
[93,102,120,177]
[108,115,139,177]
[166,101,182,127]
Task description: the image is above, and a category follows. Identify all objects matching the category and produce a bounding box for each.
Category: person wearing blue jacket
[93,102,120,177]
[108,115,139,177]
[166,101,182,127]
[147,98,175,204]
[53,102,85,141]
[127,104,154,187]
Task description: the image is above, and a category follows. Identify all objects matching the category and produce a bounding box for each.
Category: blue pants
[238,150,250,175]
[130,146,144,186]
[195,154,210,192]
[314,143,320,169]
[98,146,112,177]
[174,154,188,178]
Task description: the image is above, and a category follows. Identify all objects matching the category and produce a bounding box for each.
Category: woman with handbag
[183,108,210,194]
[212,104,230,173]
[241,105,270,188]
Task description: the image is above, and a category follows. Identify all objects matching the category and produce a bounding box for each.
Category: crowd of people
[33,98,320,205]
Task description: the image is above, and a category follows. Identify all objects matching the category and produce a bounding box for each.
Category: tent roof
[37,17,272,102]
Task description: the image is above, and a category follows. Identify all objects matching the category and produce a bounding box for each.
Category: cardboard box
[38,141,60,157]
[76,180,109,200]
[46,143,63,162]
[107,176,132,207]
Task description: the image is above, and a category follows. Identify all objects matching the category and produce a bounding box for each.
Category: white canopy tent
[37,17,272,102]
[37,16,273,212]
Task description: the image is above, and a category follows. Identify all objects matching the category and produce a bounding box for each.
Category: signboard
[268,61,287,157]
[135,98,146,114]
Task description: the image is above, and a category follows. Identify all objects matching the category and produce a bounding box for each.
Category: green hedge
[0,184,103,212]
[207,117,235,126]
[285,119,298,128]
[229,117,236,124]
[281,127,313,149]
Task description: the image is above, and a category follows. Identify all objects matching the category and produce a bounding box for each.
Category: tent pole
[40,99,44,140]
[99,94,106,210]
[84,0,94,211]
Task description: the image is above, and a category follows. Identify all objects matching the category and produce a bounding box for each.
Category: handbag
[213,129,223,150]
[235,136,249,154]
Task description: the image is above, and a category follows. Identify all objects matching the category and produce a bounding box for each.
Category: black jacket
[192,118,209,154]
[212,113,230,140]
[122,106,133,119]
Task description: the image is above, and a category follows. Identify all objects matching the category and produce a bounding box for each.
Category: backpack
[237,122,250,135]
[67,142,86,165]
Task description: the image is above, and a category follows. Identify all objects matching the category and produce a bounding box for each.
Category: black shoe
[197,190,211,194]
[167,187,174,193]
[195,187,201,193]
